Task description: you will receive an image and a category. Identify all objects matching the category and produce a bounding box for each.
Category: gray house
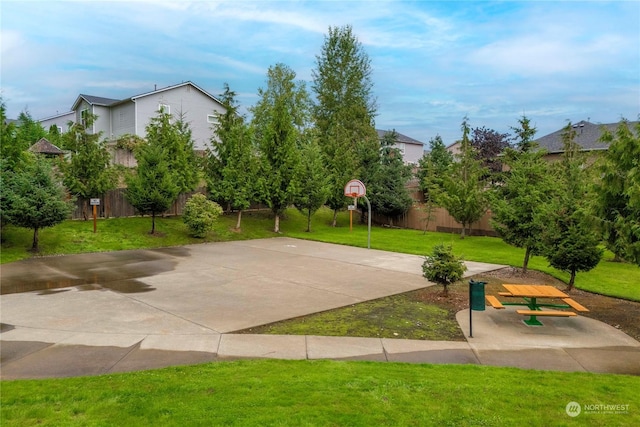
[534,119,638,161]
[38,81,226,151]
[376,129,424,165]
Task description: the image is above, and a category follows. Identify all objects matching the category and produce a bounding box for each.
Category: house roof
[28,138,64,155]
[534,120,637,153]
[376,129,424,146]
[68,81,223,111]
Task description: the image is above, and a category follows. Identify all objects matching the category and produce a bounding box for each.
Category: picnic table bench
[485,284,589,326]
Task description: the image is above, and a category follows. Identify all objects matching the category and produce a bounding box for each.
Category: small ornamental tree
[294,136,331,232]
[422,244,467,296]
[182,193,223,238]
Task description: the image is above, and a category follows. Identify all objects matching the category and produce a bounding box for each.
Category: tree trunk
[82,199,88,221]
[523,247,532,274]
[31,227,39,251]
[274,214,280,233]
[306,209,311,232]
[331,209,338,227]
[460,224,466,239]
[235,210,243,230]
[566,270,576,291]
[151,212,156,234]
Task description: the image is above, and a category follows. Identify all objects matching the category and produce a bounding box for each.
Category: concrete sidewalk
[1,238,639,379]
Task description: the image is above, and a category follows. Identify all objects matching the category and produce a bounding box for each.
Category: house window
[395,142,406,156]
[81,108,89,127]
[57,126,63,134]
[158,103,170,114]
[207,114,219,125]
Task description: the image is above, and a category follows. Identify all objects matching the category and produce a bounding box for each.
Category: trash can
[469,280,486,311]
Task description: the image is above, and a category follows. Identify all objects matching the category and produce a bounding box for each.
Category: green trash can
[469,280,486,311]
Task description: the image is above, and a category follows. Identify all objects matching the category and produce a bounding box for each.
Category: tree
[592,120,640,265]
[1,105,30,171]
[294,136,331,232]
[312,25,378,226]
[2,155,73,251]
[417,135,453,233]
[489,116,553,272]
[471,126,511,181]
[368,130,413,224]
[15,110,47,149]
[251,63,309,233]
[205,83,257,230]
[125,142,179,234]
[146,111,199,195]
[422,244,467,296]
[543,123,603,290]
[437,118,488,238]
[182,193,223,238]
[60,114,117,219]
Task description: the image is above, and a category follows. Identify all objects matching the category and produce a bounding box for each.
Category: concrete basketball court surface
[1,237,639,378]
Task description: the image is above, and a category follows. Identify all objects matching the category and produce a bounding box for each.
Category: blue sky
[2,0,638,146]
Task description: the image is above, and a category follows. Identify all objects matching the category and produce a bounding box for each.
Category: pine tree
[251,63,309,233]
[125,142,179,234]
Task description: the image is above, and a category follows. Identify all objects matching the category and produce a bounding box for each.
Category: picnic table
[485,284,589,326]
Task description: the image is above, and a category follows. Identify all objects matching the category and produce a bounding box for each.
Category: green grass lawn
[2,360,639,426]
[2,207,638,301]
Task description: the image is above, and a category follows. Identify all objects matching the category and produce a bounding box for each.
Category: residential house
[376,129,424,164]
[38,81,226,153]
[533,120,638,161]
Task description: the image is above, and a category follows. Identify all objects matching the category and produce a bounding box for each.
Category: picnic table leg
[523,297,544,326]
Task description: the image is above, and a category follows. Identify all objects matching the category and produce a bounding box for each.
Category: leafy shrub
[422,244,467,294]
[182,193,223,238]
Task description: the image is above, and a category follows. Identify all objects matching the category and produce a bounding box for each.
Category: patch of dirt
[416,267,640,342]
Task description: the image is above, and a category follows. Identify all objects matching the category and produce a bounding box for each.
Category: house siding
[93,105,111,137]
[134,85,224,150]
[403,143,423,164]
[39,112,75,133]
[110,102,136,139]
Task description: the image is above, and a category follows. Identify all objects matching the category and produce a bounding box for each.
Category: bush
[182,194,223,238]
[422,244,467,294]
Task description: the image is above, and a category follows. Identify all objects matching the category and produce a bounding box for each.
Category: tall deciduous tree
[313,25,378,226]
[205,84,256,230]
[471,126,511,180]
[489,116,552,272]
[60,113,117,219]
[437,118,488,238]
[543,123,603,290]
[294,135,331,232]
[3,155,73,251]
[251,63,309,233]
[592,120,640,265]
[125,142,179,234]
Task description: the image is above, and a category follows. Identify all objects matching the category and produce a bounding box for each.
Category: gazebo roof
[29,138,64,155]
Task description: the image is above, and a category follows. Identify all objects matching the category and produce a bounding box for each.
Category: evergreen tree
[3,155,73,251]
[60,113,117,219]
[489,116,553,272]
[146,111,199,195]
[417,135,452,232]
[125,142,179,234]
[15,110,46,149]
[592,120,640,265]
[543,123,603,290]
[294,136,331,232]
[205,83,257,229]
[312,25,378,226]
[368,130,413,224]
[437,117,488,238]
[251,63,309,233]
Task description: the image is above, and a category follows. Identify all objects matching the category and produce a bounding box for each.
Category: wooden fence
[71,188,206,220]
